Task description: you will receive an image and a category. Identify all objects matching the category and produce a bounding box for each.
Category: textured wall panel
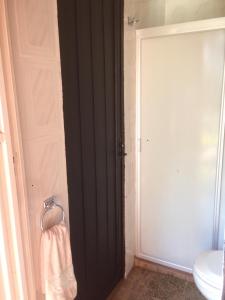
[7,1,69,298]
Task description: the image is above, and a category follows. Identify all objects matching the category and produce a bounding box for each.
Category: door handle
[118,142,127,157]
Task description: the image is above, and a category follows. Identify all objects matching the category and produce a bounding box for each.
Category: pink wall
[7,0,69,297]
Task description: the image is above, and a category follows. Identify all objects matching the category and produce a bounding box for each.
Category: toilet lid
[194,251,224,289]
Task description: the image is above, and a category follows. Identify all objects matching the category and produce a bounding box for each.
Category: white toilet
[193,251,224,300]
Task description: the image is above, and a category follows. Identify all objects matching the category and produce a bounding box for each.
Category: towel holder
[40,196,65,231]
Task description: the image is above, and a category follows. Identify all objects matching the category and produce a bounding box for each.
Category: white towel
[40,223,77,300]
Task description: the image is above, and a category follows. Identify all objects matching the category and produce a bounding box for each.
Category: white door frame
[0,0,36,298]
[136,17,225,271]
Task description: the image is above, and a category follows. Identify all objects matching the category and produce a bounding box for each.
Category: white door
[137,27,225,272]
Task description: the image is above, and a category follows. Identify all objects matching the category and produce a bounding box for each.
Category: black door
[57,1,124,299]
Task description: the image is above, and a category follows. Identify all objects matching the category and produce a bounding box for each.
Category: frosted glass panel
[139,30,225,271]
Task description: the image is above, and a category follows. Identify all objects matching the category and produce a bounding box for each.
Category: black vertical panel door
[57,1,124,299]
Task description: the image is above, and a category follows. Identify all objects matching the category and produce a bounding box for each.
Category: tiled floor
[108,267,206,300]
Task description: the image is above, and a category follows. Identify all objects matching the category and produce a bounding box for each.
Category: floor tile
[108,267,206,300]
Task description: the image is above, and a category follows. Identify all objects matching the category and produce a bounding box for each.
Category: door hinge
[12,153,17,172]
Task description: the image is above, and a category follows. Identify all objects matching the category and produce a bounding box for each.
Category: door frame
[0,0,36,298]
[136,17,225,272]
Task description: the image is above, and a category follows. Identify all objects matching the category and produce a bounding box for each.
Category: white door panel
[139,29,225,271]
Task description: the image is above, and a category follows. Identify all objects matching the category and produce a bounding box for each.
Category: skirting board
[134,257,194,283]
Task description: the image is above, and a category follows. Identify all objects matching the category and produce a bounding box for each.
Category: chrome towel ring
[40,196,65,231]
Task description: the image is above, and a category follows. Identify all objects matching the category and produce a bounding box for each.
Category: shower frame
[136,17,225,272]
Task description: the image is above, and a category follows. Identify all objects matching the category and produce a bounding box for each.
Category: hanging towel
[40,223,77,300]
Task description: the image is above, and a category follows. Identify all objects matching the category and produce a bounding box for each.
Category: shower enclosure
[136,18,225,272]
